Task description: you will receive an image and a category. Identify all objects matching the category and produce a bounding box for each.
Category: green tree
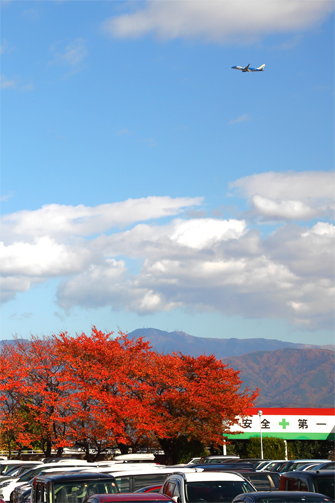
[288,440,334,460]
[238,436,286,459]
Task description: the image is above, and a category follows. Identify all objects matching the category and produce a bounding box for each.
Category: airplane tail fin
[258,64,265,71]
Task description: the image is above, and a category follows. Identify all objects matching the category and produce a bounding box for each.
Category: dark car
[279,470,335,499]
[31,472,118,503]
[240,472,280,492]
[279,461,329,474]
[232,491,334,502]
[85,494,174,503]
[15,488,30,503]
[311,463,335,471]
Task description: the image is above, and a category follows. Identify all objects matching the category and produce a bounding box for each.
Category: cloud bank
[102,0,334,43]
[1,176,334,330]
[230,171,334,220]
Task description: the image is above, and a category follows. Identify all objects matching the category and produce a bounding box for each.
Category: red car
[134,486,162,494]
[86,495,174,503]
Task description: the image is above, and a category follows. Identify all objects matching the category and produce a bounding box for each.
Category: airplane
[231,64,265,72]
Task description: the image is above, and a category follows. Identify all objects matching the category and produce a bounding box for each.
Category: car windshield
[20,467,44,482]
[1,465,21,475]
[53,480,117,503]
[315,477,335,499]
[185,480,255,503]
[255,497,332,502]
[4,466,20,477]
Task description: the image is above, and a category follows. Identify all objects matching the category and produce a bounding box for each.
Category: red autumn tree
[54,328,166,458]
[0,328,258,463]
[54,328,258,463]
[0,338,73,457]
[0,343,33,457]
[144,351,258,463]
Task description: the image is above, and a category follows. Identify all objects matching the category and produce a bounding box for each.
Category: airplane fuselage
[231,64,265,72]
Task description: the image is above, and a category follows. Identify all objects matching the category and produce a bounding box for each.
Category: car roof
[170,472,245,482]
[204,456,240,459]
[235,491,332,500]
[0,461,39,464]
[83,468,197,477]
[80,465,162,474]
[35,472,113,483]
[90,495,172,501]
[194,463,254,469]
[282,469,335,478]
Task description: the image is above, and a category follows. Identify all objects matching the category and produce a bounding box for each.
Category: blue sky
[1,0,334,345]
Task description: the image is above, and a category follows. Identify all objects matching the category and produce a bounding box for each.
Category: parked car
[31,472,118,503]
[161,470,256,503]
[310,463,335,471]
[239,472,280,492]
[0,465,41,482]
[279,460,330,474]
[254,462,274,472]
[259,461,286,473]
[231,491,334,502]
[13,467,93,503]
[0,465,40,478]
[85,494,174,503]
[186,460,201,466]
[81,468,197,493]
[0,462,96,502]
[278,470,335,499]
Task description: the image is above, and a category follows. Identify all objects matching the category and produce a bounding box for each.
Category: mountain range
[128,328,335,408]
[128,328,334,358]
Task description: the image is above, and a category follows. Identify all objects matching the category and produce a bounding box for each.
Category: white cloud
[229,114,250,125]
[49,38,88,69]
[1,75,15,89]
[0,237,91,276]
[1,196,202,242]
[306,222,335,237]
[2,193,334,330]
[0,76,33,91]
[0,39,14,54]
[231,171,334,201]
[251,194,319,220]
[102,0,334,43]
[230,171,335,220]
[56,216,334,329]
[170,218,246,248]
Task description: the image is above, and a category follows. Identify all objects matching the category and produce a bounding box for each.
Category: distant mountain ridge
[127,328,334,358]
[127,328,334,408]
[222,348,335,408]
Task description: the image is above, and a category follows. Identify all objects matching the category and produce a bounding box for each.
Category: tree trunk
[117,443,129,455]
[56,447,63,457]
[44,438,52,457]
[158,438,179,465]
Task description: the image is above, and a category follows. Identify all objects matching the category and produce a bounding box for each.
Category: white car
[0,462,40,477]
[79,466,198,493]
[161,471,256,503]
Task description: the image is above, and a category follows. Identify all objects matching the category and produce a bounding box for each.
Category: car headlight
[0,481,12,487]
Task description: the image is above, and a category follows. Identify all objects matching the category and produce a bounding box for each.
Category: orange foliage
[0,328,258,460]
